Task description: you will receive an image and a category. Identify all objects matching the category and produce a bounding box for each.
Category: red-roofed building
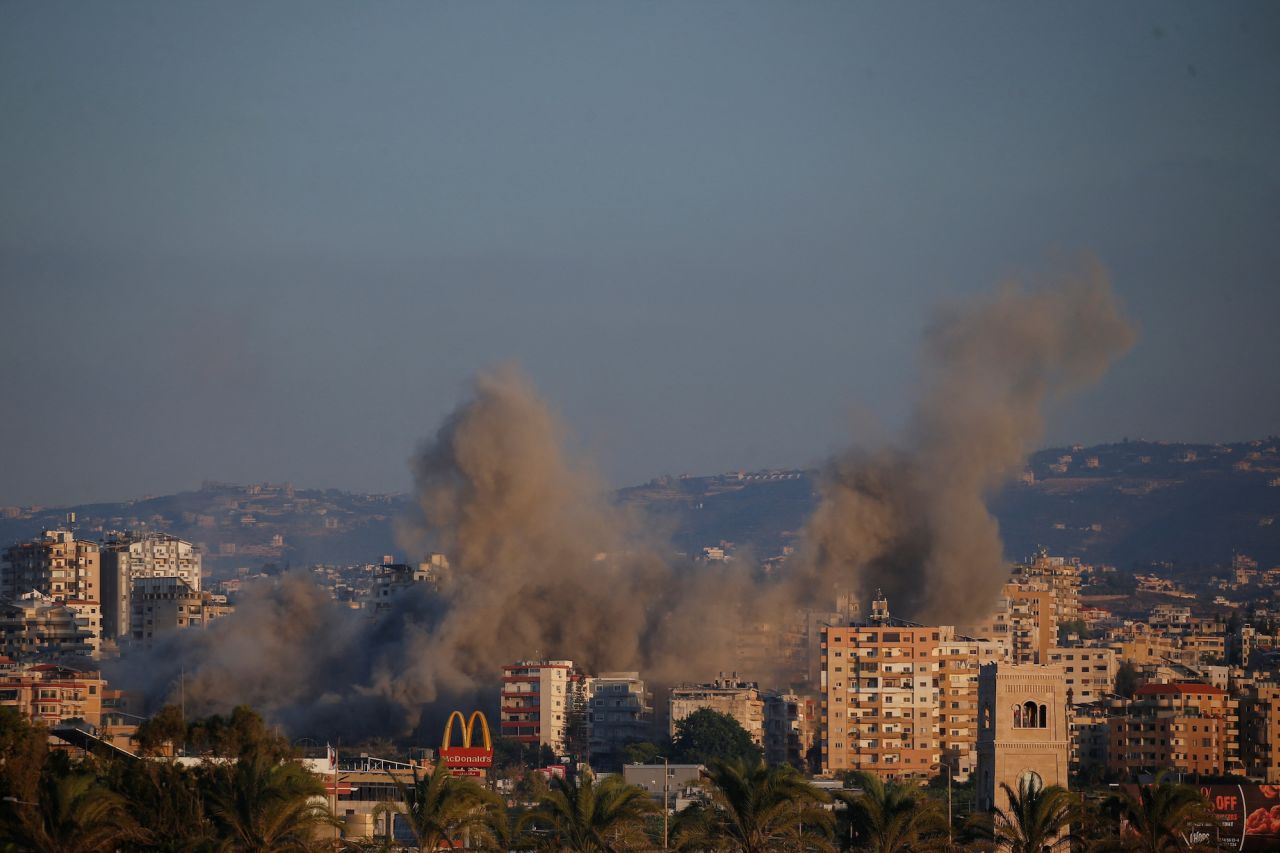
[1108,681,1241,778]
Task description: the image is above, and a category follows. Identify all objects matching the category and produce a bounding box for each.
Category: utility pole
[663,755,670,851]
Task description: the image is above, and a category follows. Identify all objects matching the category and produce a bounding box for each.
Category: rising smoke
[109,261,1133,738]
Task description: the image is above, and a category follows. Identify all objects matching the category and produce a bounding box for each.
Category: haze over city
[3,2,1278,507]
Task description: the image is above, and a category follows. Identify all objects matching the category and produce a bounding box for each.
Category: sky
[1,2,1278,507]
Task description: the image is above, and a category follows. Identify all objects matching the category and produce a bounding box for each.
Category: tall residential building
[1240,683,1280,783]
[1013,552,1082,627]
[100,532,202,640]
[669,674,765,745]
[975,663,1070,814]
[500,660,588,756]
[586,672,653,765]
[961,554,1082,665]
[1,530,100,604]
[1046,646,1117,704]
[1107,682,1243,778]
[763,691,819,771]
[937,633,1006,779]
[820,597,942,780]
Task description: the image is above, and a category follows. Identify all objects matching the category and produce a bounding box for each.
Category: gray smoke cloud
[108,260,1133,737]
[794,259,1136,622]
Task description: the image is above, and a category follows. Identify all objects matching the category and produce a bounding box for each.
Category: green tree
[0,708,47,817]
[1097,776,1217,852]
[201,750,331,852]
[672,709,762,766]
[1,762,138,853]
[518,768,658,852]
[971,775,1075,853]
[672,757,833,853]
[835,771,947,852]
[133,704,187,756]
[379,761,508,852]
[107,758,213,852]
[622,741,666,766]
[187,705,293,761]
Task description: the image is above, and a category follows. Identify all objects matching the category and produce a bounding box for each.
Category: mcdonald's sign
[439,710,493,772]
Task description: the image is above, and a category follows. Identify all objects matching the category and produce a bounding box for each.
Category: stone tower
[976,662,1070,813]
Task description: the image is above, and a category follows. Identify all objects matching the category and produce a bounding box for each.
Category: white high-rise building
[100,532,202,640]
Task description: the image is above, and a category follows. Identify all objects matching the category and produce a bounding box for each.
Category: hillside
[2,438,1278,574]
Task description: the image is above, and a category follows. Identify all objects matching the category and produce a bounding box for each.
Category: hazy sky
[2,2,1278,506]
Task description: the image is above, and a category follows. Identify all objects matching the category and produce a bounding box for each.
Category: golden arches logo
[442,710,492,751]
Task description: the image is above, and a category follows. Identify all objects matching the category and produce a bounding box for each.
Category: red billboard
[1126,784,1280,851]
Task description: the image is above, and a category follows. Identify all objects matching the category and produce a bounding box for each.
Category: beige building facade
[976,663,1070,813]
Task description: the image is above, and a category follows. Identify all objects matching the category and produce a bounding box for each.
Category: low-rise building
[0,659,104,728]
[669,674,765,745]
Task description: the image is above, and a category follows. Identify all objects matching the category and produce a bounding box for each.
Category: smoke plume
[794,259,1135,622]
[109,260,1133,737]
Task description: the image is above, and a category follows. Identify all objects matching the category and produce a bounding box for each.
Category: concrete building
[1,529,100,605]
[500,660,588,755]
[587,672,653,765]
[669,674,765,745]
[937,634,1006,780]
[100,532,202,639]
[1240,683,1280,783]
[976,663,1070,813]
[0,592,98,660]
[762,691,818,771]
[820,595,942,780]
[0,659,104,728]
[1106,682,1242,778]
[1046,647,1117,704]
[365,554,448,613]
[129,577,233,643]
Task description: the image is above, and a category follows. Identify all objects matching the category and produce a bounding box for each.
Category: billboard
[439,710,493,774]
[1125,784,1280,851]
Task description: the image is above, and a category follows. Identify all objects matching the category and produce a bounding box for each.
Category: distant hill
[3,438,1278,574]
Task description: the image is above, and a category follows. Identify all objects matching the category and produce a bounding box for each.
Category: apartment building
[129,577,233,643]
[1107,682,1242,777]
[0,593,98,660]
[500,660,588,756]
[587,671,653,765]
[937,634,1005,779]
[1014,552,1082,626]
[669,674,765,745]
[1,529,100,604]
[100,532,202,639]
[762,691,819,771]
[1239,683,1280,783]
[0,660,104,728]
[962,584,1056,665]
[1046,646,1116,704]
[820,596,941,780]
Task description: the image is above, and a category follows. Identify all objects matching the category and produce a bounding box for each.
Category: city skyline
[3,2,1279,506]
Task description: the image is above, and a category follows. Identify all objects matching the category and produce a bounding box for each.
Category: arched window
[1012,705,1022,728]
[1022,700,1038,728]
[1038,703,1048,729]
[982,705,992,729]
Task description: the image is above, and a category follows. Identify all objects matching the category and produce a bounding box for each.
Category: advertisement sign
[439,710,493,774]
[1126,784,1280,851]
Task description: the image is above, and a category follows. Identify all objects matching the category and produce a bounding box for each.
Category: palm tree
[1097,777,1217,852]
[379,761,508,851]
[202,751,332,852]
[974,775,1076,853]
[672,757,833,853]
[834,771,947,852]
[519,768,658,852]
[2,768,138,853]
[110,759,214,852]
